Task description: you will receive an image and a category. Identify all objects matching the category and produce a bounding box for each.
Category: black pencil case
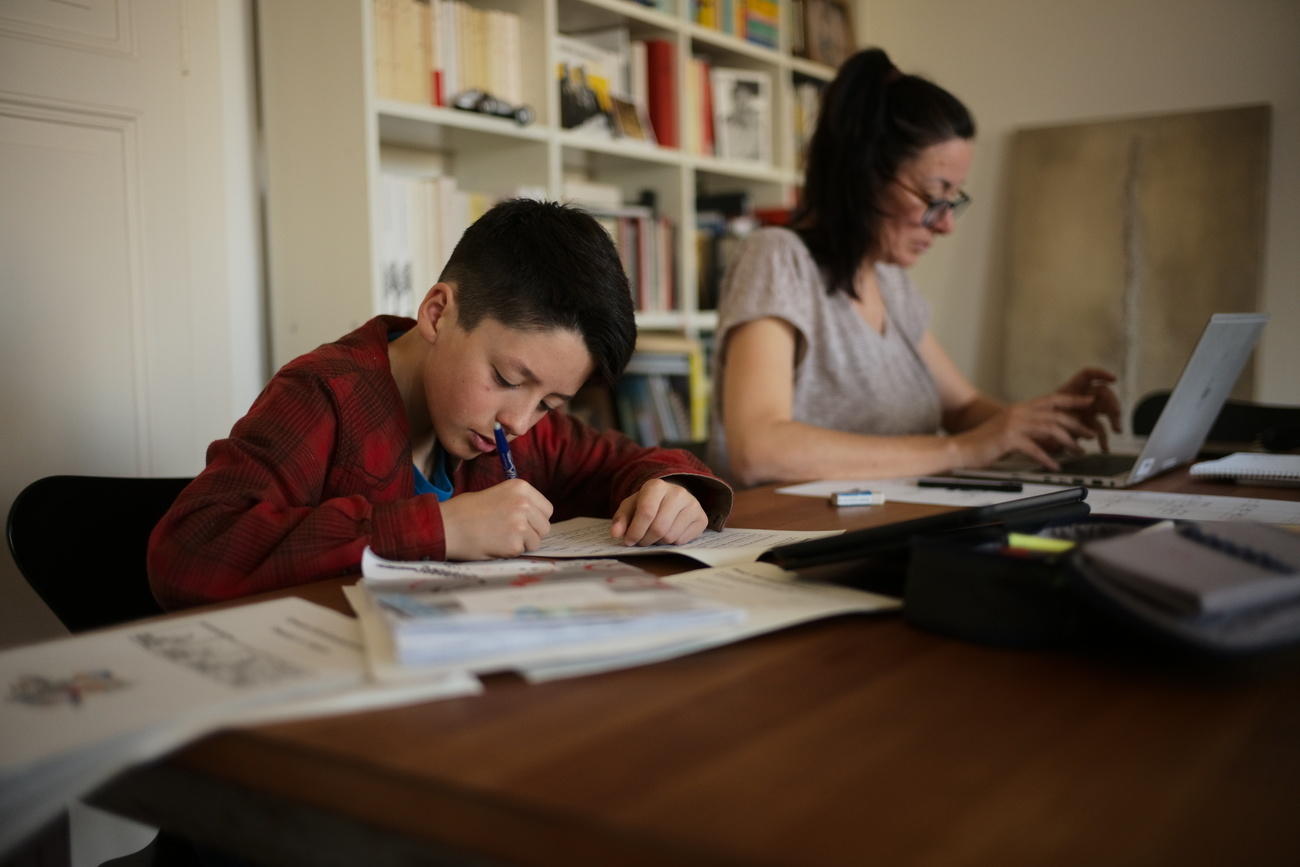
[903,516,1300,656]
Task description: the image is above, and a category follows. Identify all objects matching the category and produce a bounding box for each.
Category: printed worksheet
[0,597,479,855]
[520,561,901,682]
[1084,489,1300,524]
[531,517,843,567]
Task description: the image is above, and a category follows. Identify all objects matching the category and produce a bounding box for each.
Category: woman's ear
[416,282,456,343]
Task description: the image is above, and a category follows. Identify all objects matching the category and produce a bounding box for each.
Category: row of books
[563,178,678,315]
[551,22,799,167]
[691,0,780,48]
[376,173,504,318]
[595,208,677,315]
[621,332,710,446]
[557,28,677,150]
[373,0,523,108]
[695,190,792,312]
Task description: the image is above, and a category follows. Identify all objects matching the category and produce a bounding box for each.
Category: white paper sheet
[361,548,561,583]
[344,584,740,681]
[776,478,1070,507]
[1084,488,1300,523]
[776,477,1300,524]
[520,562,901,681]
[0,598,365,773]
[530,516,843,566]
[0,597,480,857]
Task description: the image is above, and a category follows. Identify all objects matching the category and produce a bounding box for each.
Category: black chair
[6,476,217,867]
[1132,391,1300,452]
[6,475,192,633]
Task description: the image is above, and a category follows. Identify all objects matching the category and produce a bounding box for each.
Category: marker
[830,489,886,507]
[1004,533,1075,554]
[917,476,1023,492]
[493,422,517,479]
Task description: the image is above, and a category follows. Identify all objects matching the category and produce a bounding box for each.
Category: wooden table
[89,474,1300,866]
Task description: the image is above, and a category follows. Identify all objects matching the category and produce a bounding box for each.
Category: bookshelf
[259,0,834,364]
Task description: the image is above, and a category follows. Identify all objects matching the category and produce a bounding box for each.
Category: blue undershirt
[390,328,454,502]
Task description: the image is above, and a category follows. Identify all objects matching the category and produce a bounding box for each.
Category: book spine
[645,39,677,149]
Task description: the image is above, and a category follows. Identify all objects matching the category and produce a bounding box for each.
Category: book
[350,551,745,672]
[644,39,677,148]
[629,332,709,440]
[1189,453,1300,487]
[556,33,621,136]
[374,0,523,108]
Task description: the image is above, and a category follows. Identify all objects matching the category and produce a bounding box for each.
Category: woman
[710,48,1120,486]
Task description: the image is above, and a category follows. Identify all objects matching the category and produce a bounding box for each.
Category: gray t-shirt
[709,227,942,480]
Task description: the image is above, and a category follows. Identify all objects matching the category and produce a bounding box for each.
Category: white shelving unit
[258,0,834,368]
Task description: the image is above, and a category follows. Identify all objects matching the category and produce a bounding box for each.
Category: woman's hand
[610,479,709,547]
[957,393,1100,469]
[1054,367,1122,452]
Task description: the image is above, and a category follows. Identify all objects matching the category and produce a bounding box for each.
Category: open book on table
[354,552,745,669]
[349,548,900,683]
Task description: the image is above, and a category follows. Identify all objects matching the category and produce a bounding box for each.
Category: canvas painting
[996,105,1271,410]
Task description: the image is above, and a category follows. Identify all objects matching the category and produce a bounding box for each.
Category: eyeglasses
[893,179,972,229]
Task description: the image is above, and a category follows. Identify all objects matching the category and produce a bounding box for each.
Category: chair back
[1132,391,1300,449]
[6,475,192,632]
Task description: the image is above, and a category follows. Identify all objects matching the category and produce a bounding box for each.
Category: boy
[149,200,732,609]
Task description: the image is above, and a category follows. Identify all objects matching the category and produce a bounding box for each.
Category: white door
[0,0,263,646]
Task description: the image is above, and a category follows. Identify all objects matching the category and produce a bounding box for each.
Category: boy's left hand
[611,479,709,547]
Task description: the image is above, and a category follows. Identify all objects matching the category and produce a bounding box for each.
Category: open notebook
[1190,453,1300,487]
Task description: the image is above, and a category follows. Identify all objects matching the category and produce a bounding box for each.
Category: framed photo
[710,67,772,165]
[803,0,855,69]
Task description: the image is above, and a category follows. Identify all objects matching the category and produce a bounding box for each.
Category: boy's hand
[441,479,554,560]
[610,479,709,547]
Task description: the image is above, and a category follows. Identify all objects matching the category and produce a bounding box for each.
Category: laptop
[954,312,1269,488]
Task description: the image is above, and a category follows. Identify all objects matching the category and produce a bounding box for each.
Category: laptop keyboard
[1057,453,1138,476]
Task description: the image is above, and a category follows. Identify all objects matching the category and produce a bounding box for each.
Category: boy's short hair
[439,198,636,385]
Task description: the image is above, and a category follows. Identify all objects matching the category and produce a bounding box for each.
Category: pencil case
[904,516,1300,656]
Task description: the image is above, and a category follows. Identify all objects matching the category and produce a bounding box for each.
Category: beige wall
[855,0,1299,404]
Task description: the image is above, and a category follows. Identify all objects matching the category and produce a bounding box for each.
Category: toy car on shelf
[450,90,534,126]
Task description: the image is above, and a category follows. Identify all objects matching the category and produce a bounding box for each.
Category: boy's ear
[416,282,456,343]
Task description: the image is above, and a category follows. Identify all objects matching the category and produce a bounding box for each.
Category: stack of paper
[352,550,745,674]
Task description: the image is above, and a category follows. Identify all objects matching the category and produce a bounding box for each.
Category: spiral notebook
[1081,520,1300,616]
[1189,453,1300,487]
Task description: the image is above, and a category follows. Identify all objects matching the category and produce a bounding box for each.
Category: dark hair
[791,47,975,298]
[439,198,636,385]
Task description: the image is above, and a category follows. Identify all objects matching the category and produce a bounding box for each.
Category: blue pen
[493,422,517,479]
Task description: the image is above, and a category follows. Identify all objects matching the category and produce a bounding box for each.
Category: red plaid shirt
[148,316,732,609]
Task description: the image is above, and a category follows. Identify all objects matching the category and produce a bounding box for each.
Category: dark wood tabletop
[89,472,1300,867]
